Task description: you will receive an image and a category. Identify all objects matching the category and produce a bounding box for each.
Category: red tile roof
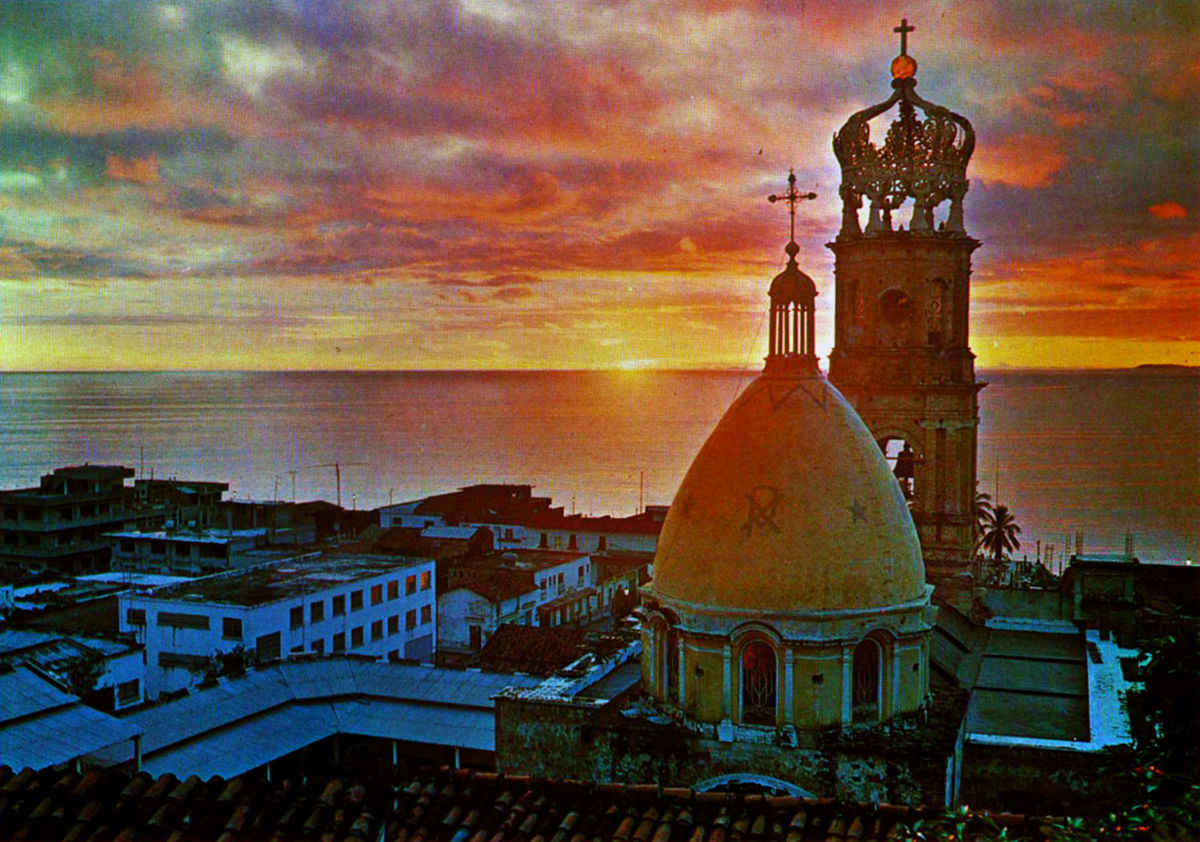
[0,765,1039,842]
[470,624,634,676]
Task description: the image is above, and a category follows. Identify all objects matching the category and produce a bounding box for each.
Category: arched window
[852,639,881,723]
[741,641,777,725]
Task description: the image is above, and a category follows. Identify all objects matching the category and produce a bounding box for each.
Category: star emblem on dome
[849,498,868,524]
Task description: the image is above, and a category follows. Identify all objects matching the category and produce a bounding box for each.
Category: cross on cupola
[768,169,817,247]
[894,17,914,56]
[764,170,819,376]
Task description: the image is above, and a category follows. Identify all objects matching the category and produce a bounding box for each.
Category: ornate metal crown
[832,21,975,239]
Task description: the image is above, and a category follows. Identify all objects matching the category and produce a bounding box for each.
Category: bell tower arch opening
[880,436,919,501]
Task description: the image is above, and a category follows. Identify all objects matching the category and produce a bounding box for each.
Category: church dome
[768,246,817,302]
[652,370,924,614]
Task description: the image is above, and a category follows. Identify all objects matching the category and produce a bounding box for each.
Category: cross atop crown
[894,17,914,56]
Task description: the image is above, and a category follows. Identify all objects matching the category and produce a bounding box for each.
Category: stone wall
[496,688,967,806]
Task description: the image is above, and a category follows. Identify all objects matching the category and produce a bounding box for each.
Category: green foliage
[1128,630,1200,780]
[897,775,1200,841]
[204,645,251,682]
[62,651,104,698]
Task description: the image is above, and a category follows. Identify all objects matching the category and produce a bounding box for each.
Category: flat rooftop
[106,528,266,545]
[460,549,590,571]
[141,553,430,607]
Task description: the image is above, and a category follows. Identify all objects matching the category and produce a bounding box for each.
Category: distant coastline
[2,364,1197,375]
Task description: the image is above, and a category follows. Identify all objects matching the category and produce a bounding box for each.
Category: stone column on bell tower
[825,20,983,585]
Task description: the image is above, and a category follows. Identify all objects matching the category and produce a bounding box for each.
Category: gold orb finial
[891,53,917,79]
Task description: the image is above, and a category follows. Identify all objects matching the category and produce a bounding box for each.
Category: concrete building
[379,484,665,556]
[108,526,273,575]
[0,629,146,711]
[0,465,137,575]
[437,549,593,655]
[133,478,228,529]
[118,552,436,698]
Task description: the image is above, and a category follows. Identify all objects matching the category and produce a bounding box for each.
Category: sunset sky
[0,0,1196,371]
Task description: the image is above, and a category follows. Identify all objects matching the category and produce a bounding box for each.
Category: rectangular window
[150,541,166,556]
[126,608,146,626]
[174,543,189,557]
[350,590,363,611]
[333,632,346,652]
[222,617,243,639]
[420,604,431,625]
[405,609,417,630]
[289,606,303,629]
[311,638,324,654]
[405,575,417,595]
[371,619,383,641]
[387,580,399,600]
[159,652,211,669]
[370,584,383,605]
[332,594,345,616]
[120,538,135,553]
[388,615,399,635]
[310,601,324,623]
[351,626,364,648]
[419,570,431,590]
[578,565,585,584]
[256,631,282,662]
[117,679,140,705]
[157,611,210,630]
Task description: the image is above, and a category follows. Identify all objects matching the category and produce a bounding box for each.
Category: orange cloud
[972,134,1067,188]
[105,153,160,186]
[1149,202,1187,220]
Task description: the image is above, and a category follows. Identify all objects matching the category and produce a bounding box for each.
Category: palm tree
[973,490,994,549]
[980,504,1022,583]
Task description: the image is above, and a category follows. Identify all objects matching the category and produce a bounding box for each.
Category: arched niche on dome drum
[852,638,883,723]
[740,640,778,726]
[665,628,681,704]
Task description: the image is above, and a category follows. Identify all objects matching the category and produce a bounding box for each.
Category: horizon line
[1,363,1196,375]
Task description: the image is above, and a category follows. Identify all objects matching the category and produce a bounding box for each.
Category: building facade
[0,466,137,575]
[438,549,594,654]
[119,553,436,698]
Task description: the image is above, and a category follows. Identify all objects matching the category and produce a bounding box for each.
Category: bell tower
[826,20,982,584]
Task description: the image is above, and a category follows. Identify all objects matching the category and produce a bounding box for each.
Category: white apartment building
[119,552,436,698]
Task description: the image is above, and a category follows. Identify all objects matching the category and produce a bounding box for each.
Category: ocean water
[0,368,1195,563]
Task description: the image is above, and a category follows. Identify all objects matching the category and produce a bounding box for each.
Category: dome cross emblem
[742,485,783,537]
[849,498,869,524]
